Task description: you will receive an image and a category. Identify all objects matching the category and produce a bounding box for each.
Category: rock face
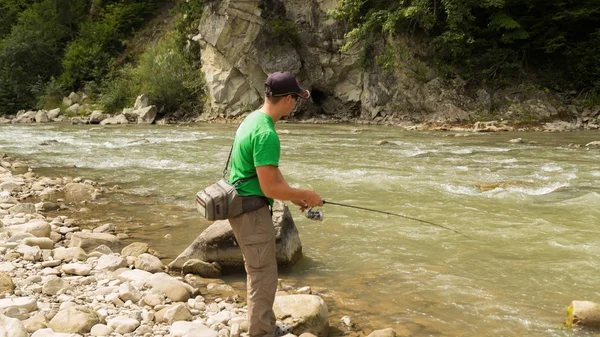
[169,201,302,272]
[194,0,562,124]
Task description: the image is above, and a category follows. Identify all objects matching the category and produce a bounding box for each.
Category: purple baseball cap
[265,71,310,99]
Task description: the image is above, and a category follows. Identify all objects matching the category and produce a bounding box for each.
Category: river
[1,123,600,336]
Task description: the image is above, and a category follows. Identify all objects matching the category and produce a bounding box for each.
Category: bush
[133,33,205,115]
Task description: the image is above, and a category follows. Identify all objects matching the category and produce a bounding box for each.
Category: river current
[1,123,600,336]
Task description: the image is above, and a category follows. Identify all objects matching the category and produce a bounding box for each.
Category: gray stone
[47,108,61,120]
[133,105,157,124]
[182,259,222,278]
[35,110,49,123]
[169,201,302,272]
[134,94,151,110]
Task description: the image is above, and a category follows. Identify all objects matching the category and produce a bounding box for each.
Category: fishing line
[312,200,471,239]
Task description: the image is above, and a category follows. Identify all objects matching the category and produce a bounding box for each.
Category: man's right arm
[256,165,322,207]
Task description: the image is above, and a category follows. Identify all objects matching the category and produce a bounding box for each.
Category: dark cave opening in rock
[310,89,326,106]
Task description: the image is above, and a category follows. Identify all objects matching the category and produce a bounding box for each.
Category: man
[228,71,323,337]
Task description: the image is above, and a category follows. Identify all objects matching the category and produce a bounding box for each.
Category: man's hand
[291,199,308,212]
[303,190,323,207]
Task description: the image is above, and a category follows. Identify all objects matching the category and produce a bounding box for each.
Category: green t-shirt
[228,110,280,204]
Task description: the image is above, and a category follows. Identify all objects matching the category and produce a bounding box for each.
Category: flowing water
[2,123,600,336]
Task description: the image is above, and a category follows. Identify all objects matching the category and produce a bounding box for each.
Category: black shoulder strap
[223,122,257,185]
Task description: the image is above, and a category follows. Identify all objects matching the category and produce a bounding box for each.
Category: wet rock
[367,328,397,337]
[475,180,535,192]
[170,201,302,272]
[64,183,96,202]
[376,140,389,145]
[273,295,328,337]
[8,203,36,214]
[182,259,222,278]
[69,232,118,251]
[121,242,149,257]
[508,138,525,143]
[48,306,99,334]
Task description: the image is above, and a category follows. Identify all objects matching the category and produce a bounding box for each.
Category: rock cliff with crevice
[193,0,576,126]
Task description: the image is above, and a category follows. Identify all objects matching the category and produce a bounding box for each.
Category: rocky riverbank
[2,91,600,133]
[0,154,396,337]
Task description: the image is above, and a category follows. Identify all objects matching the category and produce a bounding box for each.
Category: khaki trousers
[230,205,278,337]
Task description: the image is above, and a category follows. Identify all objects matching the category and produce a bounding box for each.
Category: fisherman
[228,71,323,337]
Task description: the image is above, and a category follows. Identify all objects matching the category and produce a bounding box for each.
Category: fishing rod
[305,200,470,239]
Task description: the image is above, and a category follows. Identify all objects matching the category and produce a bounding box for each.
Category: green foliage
[270,15,300,47]
[332,0,600,94]
[100,32,206,116]
[99,65,136,113]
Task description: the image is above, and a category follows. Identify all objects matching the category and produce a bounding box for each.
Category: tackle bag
[195,177,268,221]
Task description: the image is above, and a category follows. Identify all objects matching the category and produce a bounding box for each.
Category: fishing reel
[305,207,324,221]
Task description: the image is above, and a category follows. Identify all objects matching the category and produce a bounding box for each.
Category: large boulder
[131,105,157,124]
[35,110,49,123]
[169,201,302,272]
[273,295,329,337]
